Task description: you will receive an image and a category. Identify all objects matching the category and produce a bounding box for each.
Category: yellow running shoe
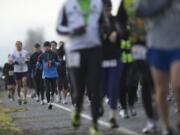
[89,127,103,135]
[71,112,80,129]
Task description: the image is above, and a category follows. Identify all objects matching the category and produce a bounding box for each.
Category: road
[1,91,178,135]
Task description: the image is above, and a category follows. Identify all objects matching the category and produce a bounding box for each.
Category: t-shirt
[12,49,29,73]
[77,0,90,23]
[146,0,180,50]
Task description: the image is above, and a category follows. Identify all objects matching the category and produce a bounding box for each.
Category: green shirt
[77,0,90,24]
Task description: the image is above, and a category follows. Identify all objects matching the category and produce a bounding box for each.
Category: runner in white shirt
[12,41,29,105]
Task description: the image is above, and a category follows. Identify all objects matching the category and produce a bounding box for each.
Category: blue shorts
[147,48,180,71]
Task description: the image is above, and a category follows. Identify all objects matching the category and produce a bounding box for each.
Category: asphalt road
[1,91,179,135]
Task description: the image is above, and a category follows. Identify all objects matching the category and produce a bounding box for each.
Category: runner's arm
[56,6,72,35]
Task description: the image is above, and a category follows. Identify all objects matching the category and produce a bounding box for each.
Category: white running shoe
[55,94,60,103]
[62,99,68,104]
[142,121,157,134]
[129,106,137,117]
[48,103,53,110]
[40,100,45,105]
[119,109,129,119]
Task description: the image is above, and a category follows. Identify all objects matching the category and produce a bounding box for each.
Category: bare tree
[24,28,44,53]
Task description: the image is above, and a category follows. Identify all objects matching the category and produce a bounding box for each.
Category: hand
[72,26,86,36]
[14,61,19,65]
[109,31,117,43]
[47,61,52,68]
[1,75,5,80]
[25,61,29,64]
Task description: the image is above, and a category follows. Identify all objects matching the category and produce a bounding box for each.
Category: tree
[24,28,44,54]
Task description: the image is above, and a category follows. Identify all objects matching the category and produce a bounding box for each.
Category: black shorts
[6,76,15,85]
[57,75,69,90]
[14,72,28,81]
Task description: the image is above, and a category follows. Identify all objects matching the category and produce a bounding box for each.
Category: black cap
[34,43,41,48]
[103,0,112,8]
[43,41,51,47]
[51,41,57,45]
[59,41,64,46]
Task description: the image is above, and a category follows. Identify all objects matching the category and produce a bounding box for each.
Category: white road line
[52,103,141,135]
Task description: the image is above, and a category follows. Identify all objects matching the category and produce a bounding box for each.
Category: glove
[109,31,117,43]
[14,61,19,65]
[47,61,52,68]
[72,26,86,36]
[25,61,29,64]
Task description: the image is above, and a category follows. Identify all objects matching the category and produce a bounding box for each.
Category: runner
[131,40,157,134]
[56,0,107,134]
[30,43,44,104]
[37,41,60,110]
[101,0,122,129]
[2,55,16,101]
[136,0,180,134]
[117,0,137,119]
[57,41,69,104]
[51,41,61,103]
[12,41,29,105]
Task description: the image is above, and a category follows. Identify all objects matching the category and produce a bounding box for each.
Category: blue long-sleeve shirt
[37,50,60,79]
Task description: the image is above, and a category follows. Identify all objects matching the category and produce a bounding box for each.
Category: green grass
[0,106,23,135]
[0,90,28,135]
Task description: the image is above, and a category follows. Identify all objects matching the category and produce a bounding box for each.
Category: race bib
[66,52,81,68]
[102,59,117,68]
[8,70,14,76]
[132,45,147,60]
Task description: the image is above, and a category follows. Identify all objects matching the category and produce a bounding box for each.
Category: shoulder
[22,49,28,54]
[63,0,74,9]
[4,63,8,67]
[93,0,103,7]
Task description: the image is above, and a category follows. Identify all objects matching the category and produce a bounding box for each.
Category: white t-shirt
[12,49,29,73]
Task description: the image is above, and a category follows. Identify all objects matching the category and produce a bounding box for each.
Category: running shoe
[98,104,104,117]
[62,99,68,104]
[71,112,80,129]
[119,109,129,119]
[36,97,40,102]
[48,103,53,110]
[23,99,27,104]
[109,118,119,129]
[18,98,22,105]
[142,121,157,134]
[8,94,11,99]
[40,100,45,105]
[89,127,102,135]
[129,106,137,117]
[162,128,174,135]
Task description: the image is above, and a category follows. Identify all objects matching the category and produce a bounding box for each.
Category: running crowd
[2,0,180,135]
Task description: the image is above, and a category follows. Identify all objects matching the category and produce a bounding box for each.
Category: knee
[155,85,167,98]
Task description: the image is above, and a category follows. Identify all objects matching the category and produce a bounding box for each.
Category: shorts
[6,76,15,85]
[57,75,69,90]
[147,48,180,71]
[14,72,28,81]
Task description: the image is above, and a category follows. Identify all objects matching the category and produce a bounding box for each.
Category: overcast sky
[0,0,121,67]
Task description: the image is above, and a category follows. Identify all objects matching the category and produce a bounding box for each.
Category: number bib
[132,45,147,60]
[8,70,14,76]
[66,52,81,68]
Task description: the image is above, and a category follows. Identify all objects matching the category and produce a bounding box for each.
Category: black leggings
[34,73,44,100]
[68,47,102,126]
[119,63,138,110]
[44,78,57,103]
[131,60,155,119]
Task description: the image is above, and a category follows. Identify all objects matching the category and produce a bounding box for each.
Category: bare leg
[16,80,21,98]
[170,61,180,123]
[151,67,170,129]
[22,77,28,100]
